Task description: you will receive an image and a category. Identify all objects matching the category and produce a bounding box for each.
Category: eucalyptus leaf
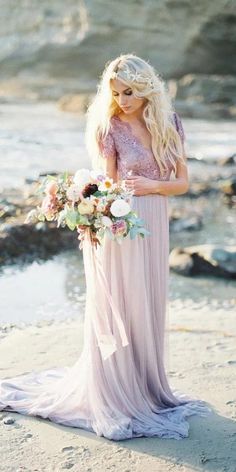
[66,208,80,230]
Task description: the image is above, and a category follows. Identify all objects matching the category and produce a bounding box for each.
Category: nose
[119,96,128,107]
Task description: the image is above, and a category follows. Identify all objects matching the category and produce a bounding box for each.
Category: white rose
[110,199,131,217]
[73,169,91,189]
[77,199,95,215]
[66,184,81,202]
[101,216,113,227]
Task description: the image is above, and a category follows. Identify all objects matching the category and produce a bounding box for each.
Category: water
[0,102,236,190]
[0,250,86,326]
[0,102,89,190]
[0,248,234,326]
[185,118,236,160]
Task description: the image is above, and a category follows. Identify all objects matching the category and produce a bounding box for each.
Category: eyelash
[113,91,132,97]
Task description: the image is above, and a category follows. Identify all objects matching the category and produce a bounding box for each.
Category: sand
[0,299,236,472]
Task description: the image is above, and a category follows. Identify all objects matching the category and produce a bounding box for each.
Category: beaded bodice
[99,112,185,181]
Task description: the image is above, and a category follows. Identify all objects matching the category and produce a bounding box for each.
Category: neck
[119,107,146,125]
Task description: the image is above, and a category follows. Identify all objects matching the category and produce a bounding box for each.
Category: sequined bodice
[99,112,185,181]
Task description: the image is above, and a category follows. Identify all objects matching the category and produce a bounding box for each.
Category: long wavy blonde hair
[85,53,186,177]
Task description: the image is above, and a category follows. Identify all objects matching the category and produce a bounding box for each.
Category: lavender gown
[0,113,211,440]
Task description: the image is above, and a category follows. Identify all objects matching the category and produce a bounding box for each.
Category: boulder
[169,244,236,278]
[220,178,236,207]
[219,154,236,166]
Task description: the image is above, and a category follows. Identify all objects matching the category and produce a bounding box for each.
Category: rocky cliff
[0,0,235,117]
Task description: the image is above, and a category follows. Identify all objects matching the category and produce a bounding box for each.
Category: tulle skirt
[0,194,212,440]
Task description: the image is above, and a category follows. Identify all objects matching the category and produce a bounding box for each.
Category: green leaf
[129,227,138,239]
[65,208,79,231]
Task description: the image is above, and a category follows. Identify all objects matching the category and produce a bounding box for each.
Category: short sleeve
[98,129,117,159]
[173,112,185,144]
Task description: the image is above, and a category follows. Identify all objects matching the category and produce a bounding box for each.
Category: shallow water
[0,247,235,326]
[0,250,85,326]
[1,102,236,190]
[0,103,88,190]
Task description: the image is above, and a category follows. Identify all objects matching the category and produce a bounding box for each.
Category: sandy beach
[0,296,235,472]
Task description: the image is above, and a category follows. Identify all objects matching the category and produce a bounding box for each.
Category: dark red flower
[82,183,99,198]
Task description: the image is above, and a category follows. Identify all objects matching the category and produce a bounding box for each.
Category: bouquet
[25,169,150,248]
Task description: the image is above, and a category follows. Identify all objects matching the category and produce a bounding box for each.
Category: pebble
[61,446,77,453]
[3,416,15,424]
[59,461,75,469]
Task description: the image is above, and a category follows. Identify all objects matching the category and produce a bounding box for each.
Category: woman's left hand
[124,175,157,196]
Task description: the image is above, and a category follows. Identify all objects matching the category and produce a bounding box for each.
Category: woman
[0,53,211,441]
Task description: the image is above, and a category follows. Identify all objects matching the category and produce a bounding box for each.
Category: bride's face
[110,78,147,115]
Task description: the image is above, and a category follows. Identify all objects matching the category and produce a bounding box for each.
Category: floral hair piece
[111,69,155,89]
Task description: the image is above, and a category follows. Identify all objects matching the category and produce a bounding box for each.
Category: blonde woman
[0,54,211,441]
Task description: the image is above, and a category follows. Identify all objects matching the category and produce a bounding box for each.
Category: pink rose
[45,181,58,196]
[41,195,58,218]
[111,220,127,237]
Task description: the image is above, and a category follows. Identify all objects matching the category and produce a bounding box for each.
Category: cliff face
[0,0,235,112]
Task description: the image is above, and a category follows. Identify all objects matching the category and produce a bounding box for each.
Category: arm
[98,128,118,182]
[151,146,189,196]
[104,154,118,182]
[124,145,189,197]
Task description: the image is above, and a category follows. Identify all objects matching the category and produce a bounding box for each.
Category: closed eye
[112,90,133,96]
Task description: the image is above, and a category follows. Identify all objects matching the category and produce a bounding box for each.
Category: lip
[121,106,130,110]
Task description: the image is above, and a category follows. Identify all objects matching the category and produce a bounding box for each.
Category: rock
[175,98,236,120]
[220,178,236,207]
[169,244,236,278]
[176,74,236,106]
[0,179,80,265]
[170,215,203,232]
[220,178,236,194]
[169,249,194,276]
[0,222,78,265]
[186,182,219,198]
[3,416,16,425]
[59,461,75,470]
[0,203,18,219]
[219,154,236,166]
[39,171,59,178]
[58,93,94,113]
[61,446,77,452]
[0,1,235,115]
